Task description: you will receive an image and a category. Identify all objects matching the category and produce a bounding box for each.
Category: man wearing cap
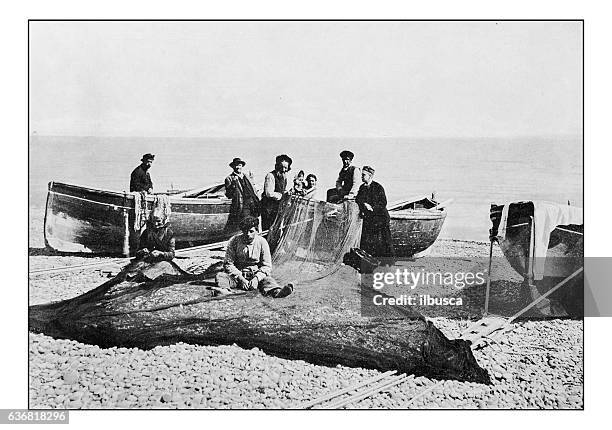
[356,166,395,258]
[327,150,361,203]
[261,154,292,230]
[130,153,155,193]
[214,216,293,298]
[224,157,260,231]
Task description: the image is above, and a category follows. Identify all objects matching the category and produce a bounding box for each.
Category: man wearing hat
[261,154,292,230]
[214,216,293,298]
[224,157,260,231]
[356,165,395,258]
[327,150,361,203]
[130,153,155,193]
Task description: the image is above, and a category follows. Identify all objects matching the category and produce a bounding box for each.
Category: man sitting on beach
[130,153,155,193]
[135,211,175,261]
[214,216,293,298]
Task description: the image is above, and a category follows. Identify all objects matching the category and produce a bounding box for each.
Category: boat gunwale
[48,181,232,206]
[389,210,447,221]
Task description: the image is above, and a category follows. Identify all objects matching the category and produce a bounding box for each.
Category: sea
[28,135,582,242]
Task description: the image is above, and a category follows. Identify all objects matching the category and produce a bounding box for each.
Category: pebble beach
[28,215,584,410]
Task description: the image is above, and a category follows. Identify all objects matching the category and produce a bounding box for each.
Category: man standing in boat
[327,150,361,203]
[224,157,260,231]
[130,153,155,193]
[355,166,395,258]
[261,154,292,231]
[214,216,293,298]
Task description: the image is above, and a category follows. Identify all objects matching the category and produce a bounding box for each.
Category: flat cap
[339,150,354,160]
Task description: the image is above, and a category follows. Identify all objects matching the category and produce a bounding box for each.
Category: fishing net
[29,194,490,382]
[267,195,363,286]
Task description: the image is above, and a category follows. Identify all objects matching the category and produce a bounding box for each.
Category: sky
[29,21,583,138]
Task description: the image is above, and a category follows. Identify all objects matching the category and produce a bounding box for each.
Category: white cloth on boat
[497,204,510,239]
[152,194,172,225]
[132,193,172,231]
[531,201,582,280]
[132,192,148,231]
[496,200,583,280]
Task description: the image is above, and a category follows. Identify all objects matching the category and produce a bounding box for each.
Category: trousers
[215,271,283,296]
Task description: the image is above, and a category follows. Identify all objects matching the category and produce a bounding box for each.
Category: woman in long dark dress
[355,166,395,258]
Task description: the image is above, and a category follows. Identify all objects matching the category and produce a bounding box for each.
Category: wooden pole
[122,208,130,257]
[484,238,494,316]
[527,216,535,286]
[297,370,397,409]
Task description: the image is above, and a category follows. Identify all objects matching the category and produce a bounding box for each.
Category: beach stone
[66,400,83,409]
[62,371,79,385]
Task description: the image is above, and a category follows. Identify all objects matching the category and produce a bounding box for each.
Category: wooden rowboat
[387,196,449,257]
[44,182,236,256]
[489,201,583,316]
[489,201,583,280]
[43,182,448,257]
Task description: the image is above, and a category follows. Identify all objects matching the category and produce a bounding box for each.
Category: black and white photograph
[24,19,586,412]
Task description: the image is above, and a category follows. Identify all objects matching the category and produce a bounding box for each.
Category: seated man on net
[135,211,175,262]
[214,216,293,298]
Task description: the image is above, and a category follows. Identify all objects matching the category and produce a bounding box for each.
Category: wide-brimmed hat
[339,150,354,160]
[141,153,155,161]
[362,165,375,175]
[229,157,246,168]
[275,154,293,166]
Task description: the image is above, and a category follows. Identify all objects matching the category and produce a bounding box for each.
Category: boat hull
[489,202,583,279]
[489,202,583,317]
[498,225,583,279]
[389,210,447,257]
[43,182,448,258]
[44,182,235,256]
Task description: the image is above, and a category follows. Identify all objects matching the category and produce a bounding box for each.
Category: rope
[29,240,229,276]
[29,259,127,275]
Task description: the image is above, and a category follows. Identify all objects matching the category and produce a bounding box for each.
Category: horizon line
[29,133,583,140]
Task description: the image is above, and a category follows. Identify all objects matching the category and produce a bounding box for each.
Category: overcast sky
[29,21,582,138]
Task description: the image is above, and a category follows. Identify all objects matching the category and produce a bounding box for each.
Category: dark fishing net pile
[29,194,490,382]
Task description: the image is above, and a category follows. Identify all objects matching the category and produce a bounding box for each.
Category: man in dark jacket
[130,153,155,193]
[135,212,175,261]
[327,150,361,203]
[261,154,292,230]
[224,157,260,231]
[355,165,395,258]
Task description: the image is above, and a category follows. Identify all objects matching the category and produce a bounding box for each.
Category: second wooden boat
[387,196,449,257]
